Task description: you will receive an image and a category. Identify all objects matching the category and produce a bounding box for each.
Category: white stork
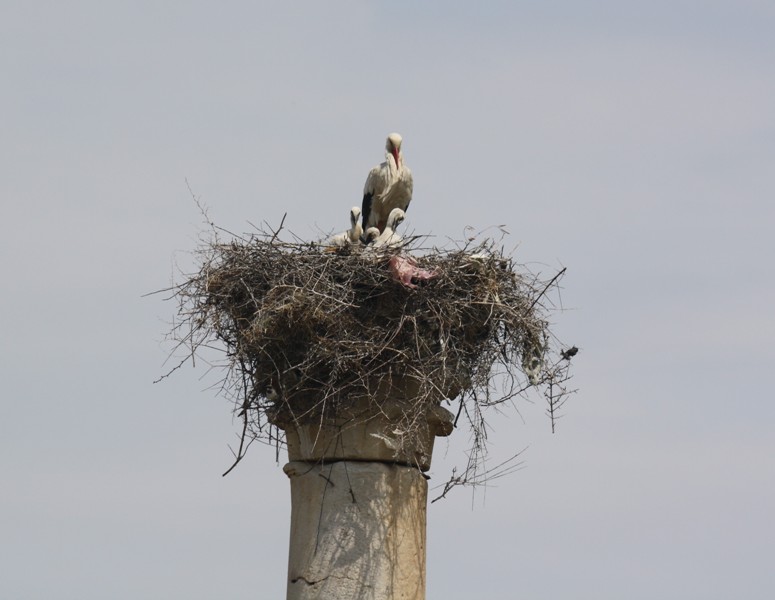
[371,208,405,249]
[361,133,413,234]
[363,226,381,245]
[328,206,363,248]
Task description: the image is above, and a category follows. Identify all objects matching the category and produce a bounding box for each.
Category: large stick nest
[163,220,575,486]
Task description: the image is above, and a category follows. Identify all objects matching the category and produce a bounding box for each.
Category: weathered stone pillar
[270,388,454,600]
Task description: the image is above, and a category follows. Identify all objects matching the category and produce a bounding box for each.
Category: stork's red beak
[392,148,400,167]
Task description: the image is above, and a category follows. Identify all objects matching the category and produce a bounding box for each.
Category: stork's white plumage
[361,133,413,234]
[371,208,405,249]
[363,227,381,245]
[328,206,363,247]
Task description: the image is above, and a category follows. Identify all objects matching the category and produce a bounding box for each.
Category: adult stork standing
[361,133,413,234]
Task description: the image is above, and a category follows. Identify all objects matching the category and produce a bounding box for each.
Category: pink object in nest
[388,255,439,289]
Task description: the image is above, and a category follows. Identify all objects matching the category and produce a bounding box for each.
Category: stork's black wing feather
[361,192,373,231]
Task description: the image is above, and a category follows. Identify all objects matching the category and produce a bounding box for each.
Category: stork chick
[371,208,405,249]
[328,206,363,249]
[363,226,381,245]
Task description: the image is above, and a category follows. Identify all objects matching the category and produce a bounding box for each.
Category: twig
[527,267,566,312]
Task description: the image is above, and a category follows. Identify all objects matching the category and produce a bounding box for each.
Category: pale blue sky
[2,1,774,598]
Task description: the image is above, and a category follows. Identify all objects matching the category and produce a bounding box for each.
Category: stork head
[386,132,403,167]
[364,227,380,244]
[386,207,405,230]
[349,206,361,226]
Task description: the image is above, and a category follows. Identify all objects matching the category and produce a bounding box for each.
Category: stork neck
[387,152,400,171]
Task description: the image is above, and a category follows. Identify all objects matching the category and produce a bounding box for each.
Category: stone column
[271,390,454,600]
